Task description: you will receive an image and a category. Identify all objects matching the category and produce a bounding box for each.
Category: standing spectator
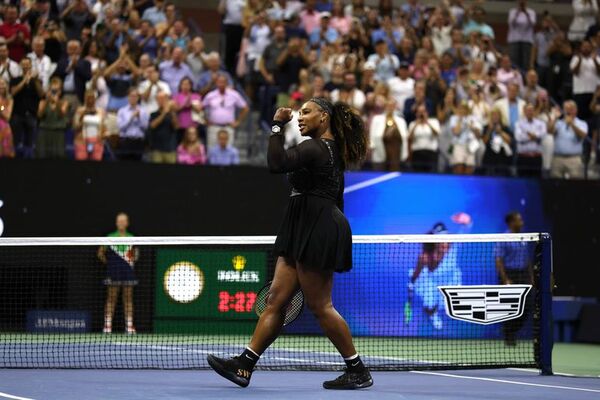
[309,12,339,49]
[440,52,457,86]
[388,62,414,114]
[408,104,440,172]
[142,0,167,26]
[177,126,207,165]
[430,8,453,57]
[549,100,588,179]
[370,15,402,54]
[403,80,434,125]
[197,52,234,96]
[367,39,400,82]
[60,0,95,41]
[218,0,246,74]
[36,76,69,159]
[532,15,559,89]
[159,46,194,95]
[241,11,271,101]
[369,99,409,171]
[493,82,526,133]
[424,59,447,114]
[570,39,600,121]
[23,0,56,37]
[515,103,547,177]
[135,20,159,60]
[187,36,208,82]
[448,101,482,175]
[471,35,500,71]
[116,88,149,161]
[173,77,202,139]
[496,54,524,88]
[300,0,322,35]
[330,0,351,35]
[103,46,141,113]
[207,129,240,166]
[39,18,66,64]
[446,28,470,67]
[202,74,249,149]
[0,5,31,62]
[258,24,287,126]
[274,36,310,96]
[138,65,171,116]
[73,90,106,161]
[401,0,424,30]
[0,78,14,158]
[520,69,547,105]
[27,36,55,91]
[0,43,21,82]
[569,0,599,42]
[547,31,573,104]
[463,6,495,39]
[507,0,536,72]
[164,19,190,50]
[54,39,92,106]
[330,71,366,112]
[148,91,179,163]
[482,108,514,176]
[267,0,304,22]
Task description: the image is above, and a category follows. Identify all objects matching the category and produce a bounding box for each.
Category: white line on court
[411,370,600,393]
[0,391,35,400]
[509,367,600,379]
[344,172,401,194]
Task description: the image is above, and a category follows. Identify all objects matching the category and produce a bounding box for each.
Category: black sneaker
[207,354,252,388]
[323,368,373,390]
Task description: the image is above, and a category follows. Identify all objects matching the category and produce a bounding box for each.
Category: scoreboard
[154,249,267,333]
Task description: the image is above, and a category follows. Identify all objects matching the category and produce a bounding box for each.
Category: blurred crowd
[0,0,599,178]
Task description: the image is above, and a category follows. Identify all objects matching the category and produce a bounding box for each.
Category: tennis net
[0,234,553,373]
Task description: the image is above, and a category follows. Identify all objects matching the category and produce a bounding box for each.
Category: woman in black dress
[207,98,370,390]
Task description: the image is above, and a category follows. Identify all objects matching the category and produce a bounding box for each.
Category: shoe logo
[351,361,360,367]
[245,354,253,360]
[237,369,251,379]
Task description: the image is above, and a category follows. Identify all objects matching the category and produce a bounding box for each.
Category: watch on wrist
[271,121,284,135]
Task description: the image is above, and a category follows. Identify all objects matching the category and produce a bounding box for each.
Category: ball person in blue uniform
[207,98,370,389]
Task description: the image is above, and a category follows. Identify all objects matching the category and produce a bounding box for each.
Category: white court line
[344,172,401,194]
[509,367,600,379]
[411,370,600,394]
[0,391,35,400]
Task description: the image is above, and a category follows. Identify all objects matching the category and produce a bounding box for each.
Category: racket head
[254,281,304,326]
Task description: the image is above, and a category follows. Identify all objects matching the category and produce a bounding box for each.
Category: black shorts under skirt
[273,194,352,272]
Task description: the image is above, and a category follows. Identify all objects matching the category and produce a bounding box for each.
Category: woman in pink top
[0,78,14,158]
[173,77,203,133]
[330,0,351,35]
[177,126,207,165]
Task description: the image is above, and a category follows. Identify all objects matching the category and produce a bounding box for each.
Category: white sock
[343,353,359,361]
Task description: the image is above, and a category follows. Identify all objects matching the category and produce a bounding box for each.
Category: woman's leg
[122,286,135,333]
[248,256,300,354]
[104,286,119,332]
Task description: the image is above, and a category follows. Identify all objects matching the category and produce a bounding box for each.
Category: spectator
[267,0,304,22]
[367,39,400,82]
[397,37,415,66]
[10,56,43,159]
[0,5,31,62]
[471,33,500,71]
[532,15,559,89]
[518,69,546,105]
[27,36,55,91]
[493,82,526,133]
[274,36,310,94]
[173,76,202,138]
[496,54,524,88]
[547,31,573,104]
[103,45,141,113]
[453,66,471,102]
[177,126,207,165]
[469,59,487,88]
[549,100,588,179]
[0,78,14,158]
[309,12,339,49]
[440,52,457,86]
[23,0,56,37]
[468,85,491,127]
[148,91,179,163]
[403,80,434,125]
[425,59,447,113]
[330,71,366,112]
[218,0,246,74]
[208,129,240,166]
[360,61,377,94]
[370,15,402,54]
[73,89,106,161]
[164,19,190,50]
[258,24,287,125]
[330,0,351,35]
[0,43,21,82]
[202,74,249,149]
[463,6,495,39]
[408,104,440,172]
[197,52,234,96]
[187,36,208,82]
[142,0,167,26]
[241,11,271,101]
[39,18,66,64]
[515,103,547,177]
[138,65,171,116]
[83,39,106,75]
[36,76,69,159]
[60,0,95,41]
[388,62,414,114]
[116,88,149,161]
[401,0,424,30]
[448,101,482,175]
[300,0,322,35]
[507,0,536,72]
[159,46,194,95]
[430,8,453,57]
[570,39,600,121]
[135,19,159,60]
[369,98,409,171]
[569,0,599,42]
[446,28,470,67]
[54,39,92,106]
[482,108,514,176]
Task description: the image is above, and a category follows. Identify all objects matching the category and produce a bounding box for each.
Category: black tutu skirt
[273,194,352,272]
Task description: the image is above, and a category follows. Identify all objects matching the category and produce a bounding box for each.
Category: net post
[539,233,553,375]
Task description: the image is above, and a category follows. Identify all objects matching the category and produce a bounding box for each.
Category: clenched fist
[273,107,293,124]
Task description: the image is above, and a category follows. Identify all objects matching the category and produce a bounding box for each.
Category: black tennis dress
[268,133,352,272]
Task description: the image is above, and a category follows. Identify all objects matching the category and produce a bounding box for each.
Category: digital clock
[218,291,257,313]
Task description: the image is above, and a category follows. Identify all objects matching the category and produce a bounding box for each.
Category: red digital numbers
[218,291,257,313]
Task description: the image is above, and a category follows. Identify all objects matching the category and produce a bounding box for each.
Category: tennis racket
[404,282,414,324]
[253,281,304,326]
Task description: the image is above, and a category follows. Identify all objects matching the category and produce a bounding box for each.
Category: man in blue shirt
[549,100,587,179]
[208,130,240,166]
[308,12,338,49]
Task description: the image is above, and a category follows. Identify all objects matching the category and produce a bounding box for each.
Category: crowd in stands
[0,0,599,179]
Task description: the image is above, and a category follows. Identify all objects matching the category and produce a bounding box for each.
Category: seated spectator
[173,77,203,138]
[369,98,409,171]
[159,46,195,95]
[496,54,523,88]
[330,71,366,112]
[549,100,587,179]
[177,126,207,165]
[103,45,141,113]
[0,5,31,62]
[388,62,414,114]
[403,80,434,125]
[116,88,149,161]
[0,43,21,82]
[484,66,507,104]
[468,85,491,127]
[360,61,377,94]
[493,82,526,133]
[197,52,234,96]
[138,65,171,115]
[53,39,92,107]
[446,28,470,67]
[148,91,179,163]
[469,59,487,87]
[515,103,547,177]
[520,69,547,105]
[309,12,339,49]
[448,101,482,175]
[202,74,249,149]
[482,108,514,176]
[367,39,400,82]
[60,0,95,41]
[440,52,457,86]
[0,77,14,158]
[463,6,495,39]
[36,77,69,159]
[396,37,415,66]
[208,129,240,166]
[27,36,55,91]
[408,104,440,172]
[73,90,106,161]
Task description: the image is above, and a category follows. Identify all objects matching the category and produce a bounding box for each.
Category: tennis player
[97,212,139,334]
[207,98,371,389]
